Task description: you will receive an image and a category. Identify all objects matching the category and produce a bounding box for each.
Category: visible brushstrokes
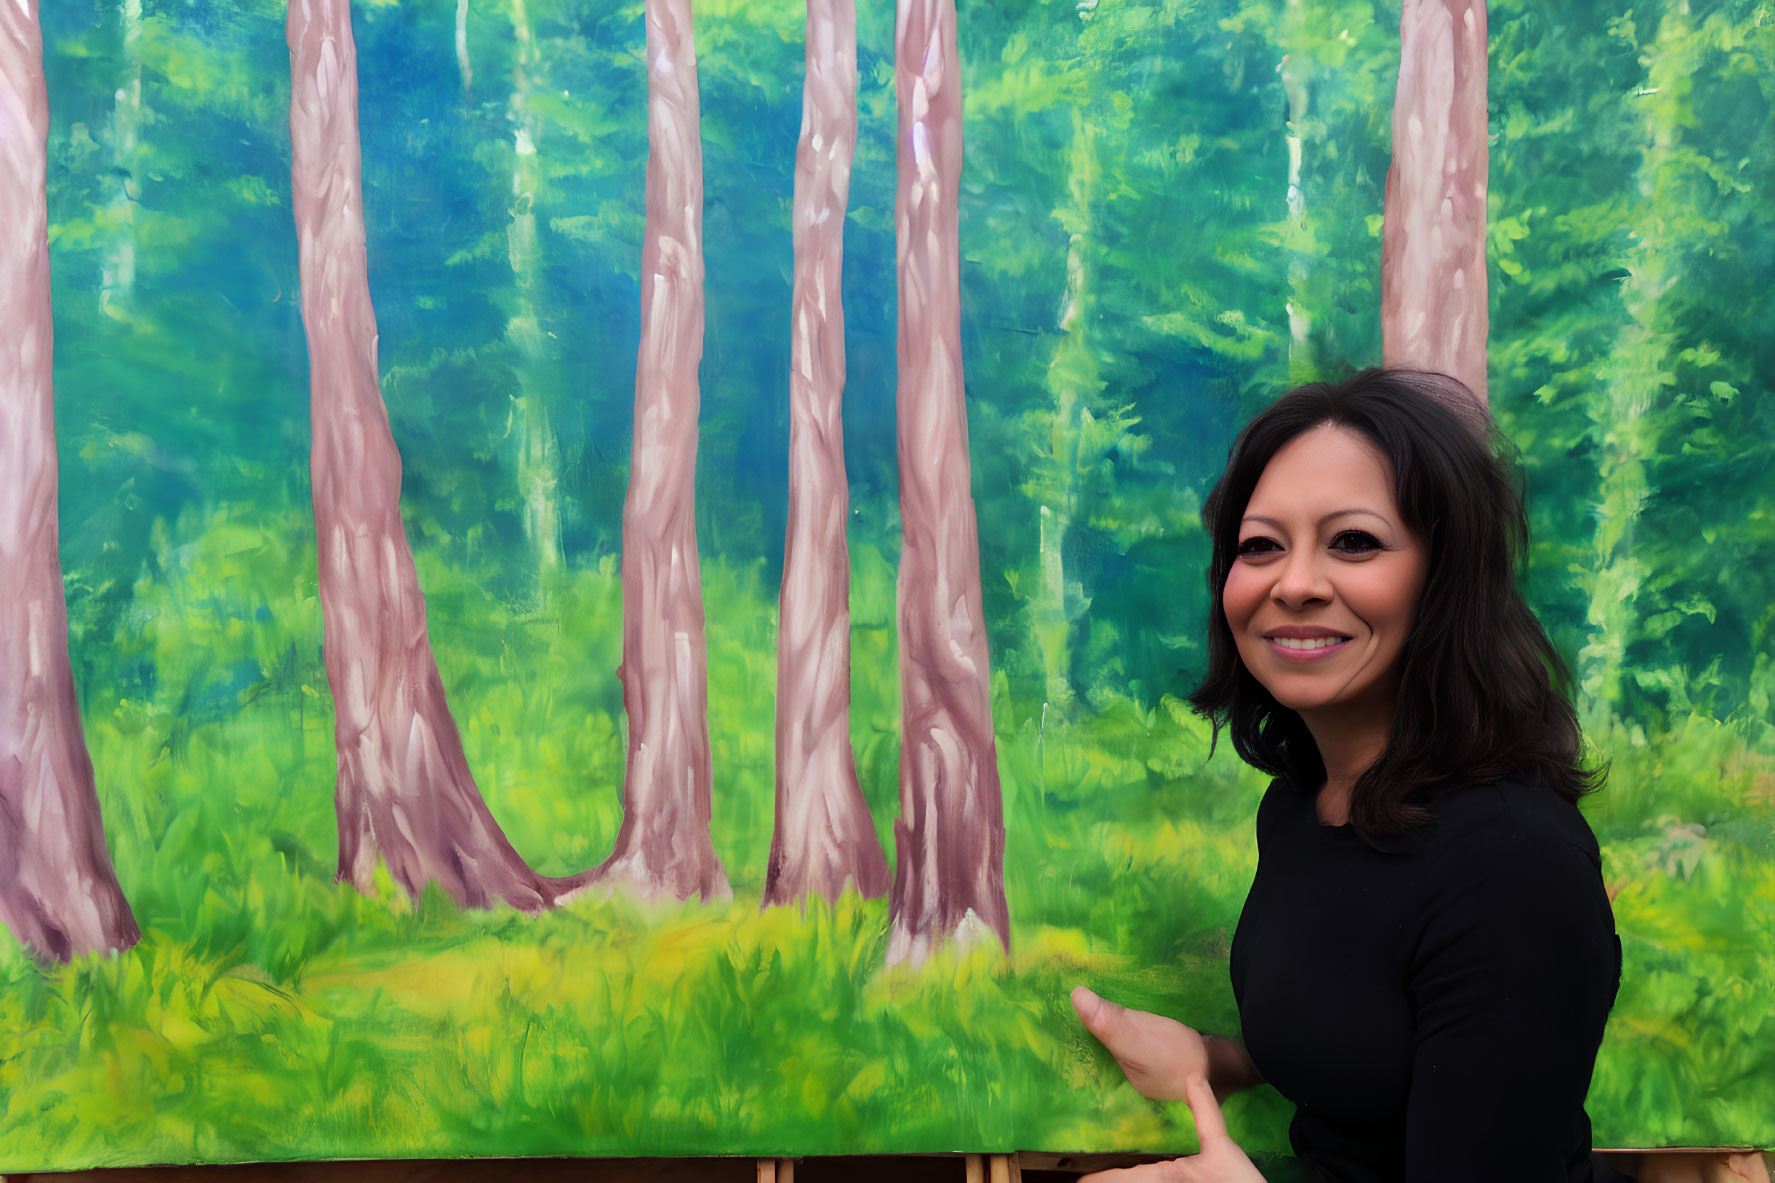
[587,0,729,903]
[1381,0,1489,402]
[287,0,581,911]
[886,0,1010,967]
[763,0,888,909]
[0,0,139,962]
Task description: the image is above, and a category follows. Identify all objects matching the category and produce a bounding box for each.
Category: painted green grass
[3,511,1773,1170]
[0,513,1279,1169]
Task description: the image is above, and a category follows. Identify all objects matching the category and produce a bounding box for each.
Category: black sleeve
[1402,821,1621,1181]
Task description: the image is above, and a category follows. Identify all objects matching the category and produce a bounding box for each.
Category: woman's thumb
[1065,980,1107,1030]
[1071,985,1116,1035]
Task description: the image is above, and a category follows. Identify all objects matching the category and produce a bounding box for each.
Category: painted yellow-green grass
[1,527,1265,1167]
[4,520,1772,1169]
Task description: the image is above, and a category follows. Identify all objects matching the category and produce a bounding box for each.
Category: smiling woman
[1192,369,1598,838]
[1074,369,1626,1183]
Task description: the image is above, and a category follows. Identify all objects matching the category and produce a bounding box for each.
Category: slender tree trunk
[288,0,577,911]
[1579,10,1685,732]
[886,0,1010,967]
[99,0,142,318]
[507,0,562,576]
[1278,0,1311,378]
[1380,0,1488,403]
[455,0,472,98]
[588,0,728,902]
[1032,107,1100,715]
[763,0,888,909]
[0,0,139,962]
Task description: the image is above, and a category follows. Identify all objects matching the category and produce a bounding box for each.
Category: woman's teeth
[1270,636,1348,650]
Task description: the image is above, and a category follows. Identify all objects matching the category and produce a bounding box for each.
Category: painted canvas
[2,0,1771,1171]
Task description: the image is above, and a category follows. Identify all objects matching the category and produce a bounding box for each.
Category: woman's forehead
[1244,426,1399,518]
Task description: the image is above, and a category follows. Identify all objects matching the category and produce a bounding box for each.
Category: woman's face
[1222,424,1428,728]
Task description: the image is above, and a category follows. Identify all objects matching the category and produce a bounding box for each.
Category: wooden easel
[976,1156,1023,1183]
[754,1155,1023,1182]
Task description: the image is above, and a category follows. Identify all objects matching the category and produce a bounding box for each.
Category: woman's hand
[1080,1077,1267,1183]
[1070,986,1209,1102]
[1072,988,1266,1182]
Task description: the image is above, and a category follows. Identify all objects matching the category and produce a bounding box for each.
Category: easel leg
[989,1154,1022,1183]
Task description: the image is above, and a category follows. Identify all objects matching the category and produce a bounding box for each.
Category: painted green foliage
[3,0,1772,1169]
[1484,0,1775,1142]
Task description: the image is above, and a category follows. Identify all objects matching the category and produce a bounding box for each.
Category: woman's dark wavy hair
[1187,368,1602,838]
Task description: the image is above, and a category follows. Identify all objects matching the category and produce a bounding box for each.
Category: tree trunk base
[885,904,1004,971]
[565,849,732,907]
[762,779,889,909]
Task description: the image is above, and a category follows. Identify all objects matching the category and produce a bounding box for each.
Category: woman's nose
[1272,548,1332,606]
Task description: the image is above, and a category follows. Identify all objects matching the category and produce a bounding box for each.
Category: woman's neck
[1300,700,1395,826]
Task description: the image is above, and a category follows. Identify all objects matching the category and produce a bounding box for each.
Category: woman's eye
[1236,536,1280,556]
[1331,530,1383,553]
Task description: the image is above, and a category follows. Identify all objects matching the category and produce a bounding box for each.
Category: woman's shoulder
[1429,776,1599,853]
[1410,778,1619,991]
[1420,778,1609,902]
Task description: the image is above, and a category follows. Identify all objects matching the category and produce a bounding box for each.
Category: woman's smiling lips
[1261,626,1354,663]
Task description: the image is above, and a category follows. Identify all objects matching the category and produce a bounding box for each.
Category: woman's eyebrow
[1240,508,1392,529]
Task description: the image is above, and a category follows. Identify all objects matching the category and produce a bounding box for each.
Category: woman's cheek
[1222,565,1263,632]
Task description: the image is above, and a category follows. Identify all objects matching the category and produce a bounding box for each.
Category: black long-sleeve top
[1229,777,1622,1183]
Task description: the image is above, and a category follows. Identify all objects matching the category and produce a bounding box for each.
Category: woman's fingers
[1183,1073,1230,1146]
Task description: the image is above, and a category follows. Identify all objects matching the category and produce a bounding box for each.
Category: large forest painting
[2,0,1772,1171]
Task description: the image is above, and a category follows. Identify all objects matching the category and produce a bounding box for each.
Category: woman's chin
[1272,693,1337,716]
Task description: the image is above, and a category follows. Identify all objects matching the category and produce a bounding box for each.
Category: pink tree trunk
[589,0,729,902]
[0,0,139,962]
[763,0,889,909]
[288,0,578,911]
[886,0,1010,967]
[1381,0,1490,404]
